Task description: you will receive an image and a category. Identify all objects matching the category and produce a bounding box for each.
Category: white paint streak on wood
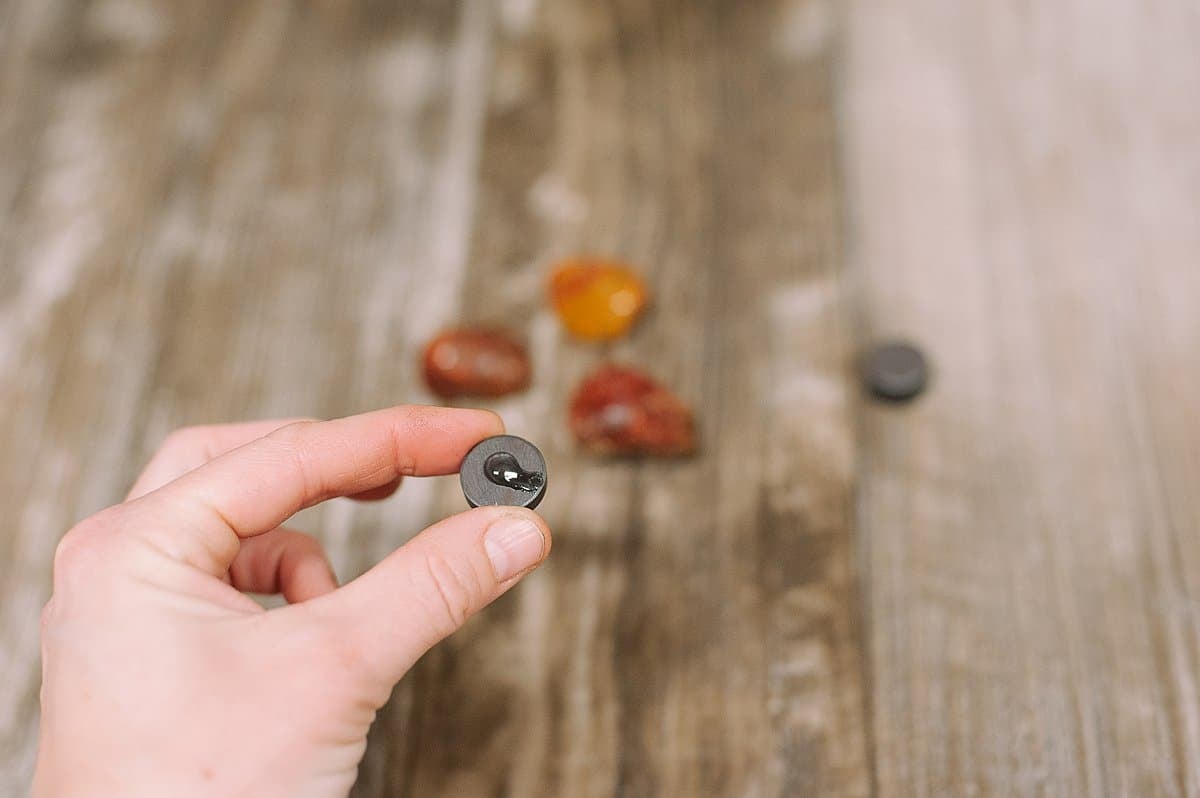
[561,561,602,787]
[528,173,589,225]
[86,0,166,49]
[369,35,441,118]
[0,218,97,370]
[408,0,493,341]
[501,313,559,437]
[498,0,538,36]
[508,569,552,795]
[357,36,443,375]
[774,0,833,60]
[356,0,495,574]
[0,74,115,370]
[323,498,357,582]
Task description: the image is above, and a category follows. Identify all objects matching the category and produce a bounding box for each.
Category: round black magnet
[460,435,548,510]
[862,341,930,402]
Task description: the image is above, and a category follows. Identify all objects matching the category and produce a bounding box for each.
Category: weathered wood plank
[9,0,1199,795]
[845,1,1200,795]
[361,0,867,796]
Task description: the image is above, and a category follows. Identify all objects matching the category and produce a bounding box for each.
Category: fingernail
[484,516,546,581]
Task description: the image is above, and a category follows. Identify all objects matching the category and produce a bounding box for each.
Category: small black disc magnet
[862,341,930,402]
[460,435,548,510]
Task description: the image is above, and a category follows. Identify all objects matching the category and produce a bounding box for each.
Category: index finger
[127,418,313,500]
[129,406,503,571]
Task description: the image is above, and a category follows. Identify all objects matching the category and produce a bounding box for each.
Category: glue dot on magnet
[461,435,548,510]
[484,452,545,492]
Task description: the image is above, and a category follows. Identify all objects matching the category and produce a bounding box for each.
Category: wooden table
[2,1,1199,795]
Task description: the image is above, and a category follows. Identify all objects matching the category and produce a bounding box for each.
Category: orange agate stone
[548,259,649,340]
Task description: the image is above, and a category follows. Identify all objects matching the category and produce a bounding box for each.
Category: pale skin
[33,406,552,797]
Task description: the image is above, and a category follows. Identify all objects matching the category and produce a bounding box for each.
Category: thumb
[308,506,551,688]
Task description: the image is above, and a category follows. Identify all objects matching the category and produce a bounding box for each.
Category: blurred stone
[548,258,649,340]
[569,364,696,456]
[422,328,531,399]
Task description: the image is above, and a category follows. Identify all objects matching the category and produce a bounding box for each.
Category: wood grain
[0,0,863,795]
[5,0,1200,795]
[845,1,1200,795]
[361,0,866,795]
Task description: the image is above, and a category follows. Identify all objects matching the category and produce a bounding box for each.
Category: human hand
[33,407,551,797]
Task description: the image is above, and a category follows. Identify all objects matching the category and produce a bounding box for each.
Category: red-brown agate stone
[568,364,696,456]
[422,328,531,399]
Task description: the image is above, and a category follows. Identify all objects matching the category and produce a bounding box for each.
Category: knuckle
[264,421,324,497]
[160,425,207,455]
[52,513,119,589]
[418,550,482,637]
[265,420,319,448]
